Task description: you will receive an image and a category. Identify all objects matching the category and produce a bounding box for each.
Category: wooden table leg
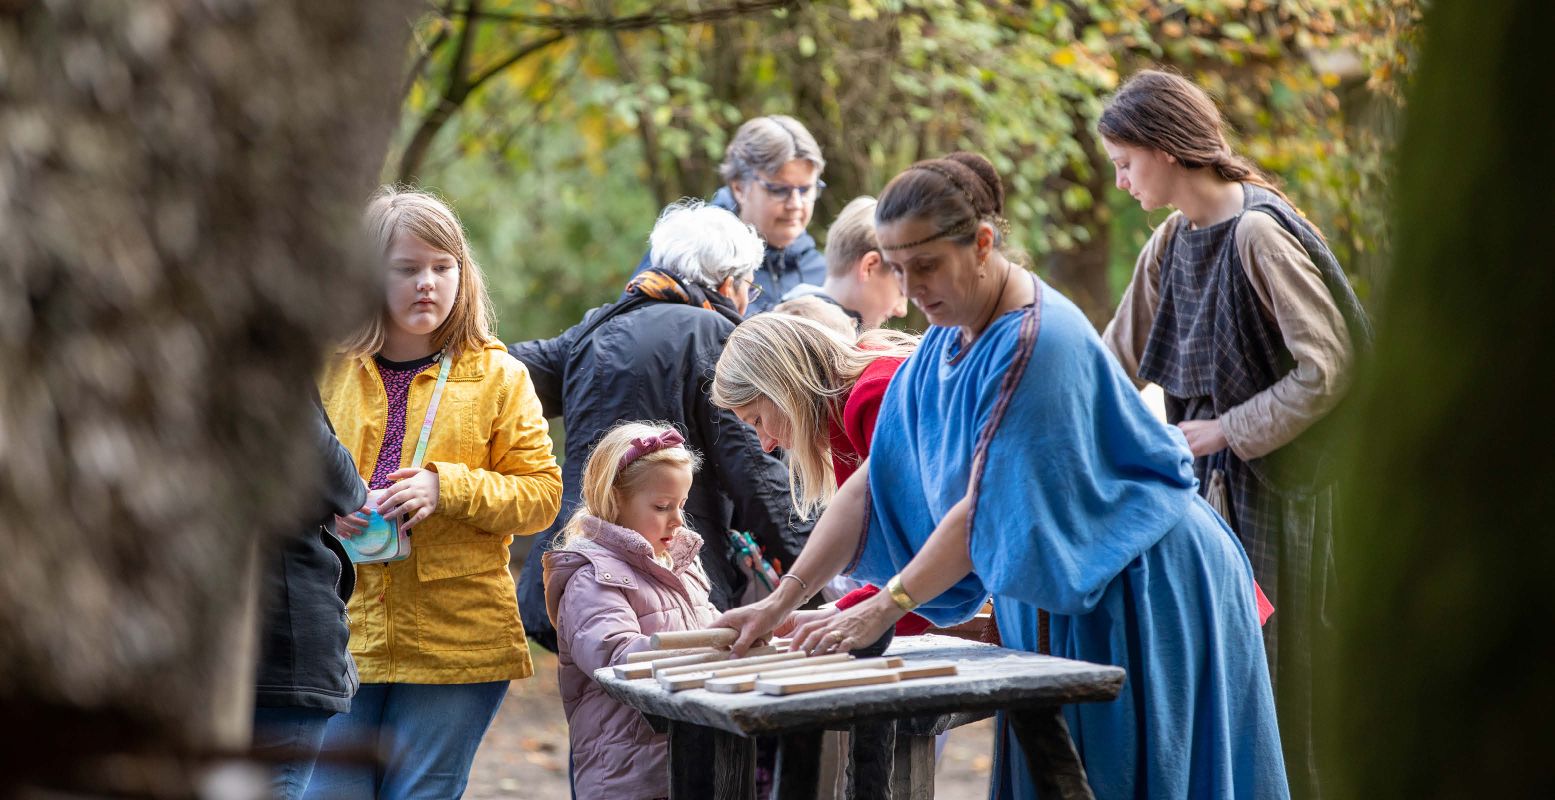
[1007,706,1095,800]
[669,722,755,799]
[846,720,895,800]
[774,730,823,799]
[890,733,936,800]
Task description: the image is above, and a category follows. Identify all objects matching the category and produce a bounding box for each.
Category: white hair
[648,200,764,288]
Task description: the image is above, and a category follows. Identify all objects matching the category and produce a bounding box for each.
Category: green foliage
[393,0,1423,337]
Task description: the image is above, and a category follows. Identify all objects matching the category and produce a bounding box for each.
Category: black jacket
[631,187,827,316]
[510,286,811,651]
[254,395,366,712]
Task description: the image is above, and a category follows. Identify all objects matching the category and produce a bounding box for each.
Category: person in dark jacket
[512,200,812,651]
[251,392,366,799]
[631,115,827,315]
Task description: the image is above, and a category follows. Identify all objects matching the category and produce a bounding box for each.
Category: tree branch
[401,13,453,105]
[468,31,568,91]
[458,0,799,32]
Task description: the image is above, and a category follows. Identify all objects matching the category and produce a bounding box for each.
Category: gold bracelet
[886,574,920,612]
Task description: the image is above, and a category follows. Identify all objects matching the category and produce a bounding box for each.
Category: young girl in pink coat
[542,421,720,799]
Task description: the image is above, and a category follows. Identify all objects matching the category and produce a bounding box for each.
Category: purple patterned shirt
[369,353,439,490]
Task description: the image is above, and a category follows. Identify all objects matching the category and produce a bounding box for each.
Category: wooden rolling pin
[705,656,904,694]
[648,628,739,650]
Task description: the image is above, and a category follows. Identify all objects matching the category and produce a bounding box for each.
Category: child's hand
[379,468,440,528]
[335,506,370,538]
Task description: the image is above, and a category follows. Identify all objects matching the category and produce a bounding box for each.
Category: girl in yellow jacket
[306,188,562,800]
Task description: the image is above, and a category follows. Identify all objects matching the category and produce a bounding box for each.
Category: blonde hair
[772,295,857,338]
[824,196,879,279]
[711,314,916,519]
[554,421,702,550]
[341,186,496,359]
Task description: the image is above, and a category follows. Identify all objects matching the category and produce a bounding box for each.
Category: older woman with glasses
[632,115,828,315]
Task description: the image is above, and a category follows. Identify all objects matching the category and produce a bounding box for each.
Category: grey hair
[718,115,826,185]
[648,200,765,288]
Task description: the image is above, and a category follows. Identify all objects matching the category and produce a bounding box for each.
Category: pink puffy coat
[542,516,719,800]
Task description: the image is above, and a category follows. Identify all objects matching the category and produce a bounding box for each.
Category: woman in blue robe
[715,153,1288,799]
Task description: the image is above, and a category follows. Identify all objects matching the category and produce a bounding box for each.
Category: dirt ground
[466,642,995,799]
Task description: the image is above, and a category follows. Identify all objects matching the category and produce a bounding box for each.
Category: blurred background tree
[391,0,1422,338]
[0,0,412,793]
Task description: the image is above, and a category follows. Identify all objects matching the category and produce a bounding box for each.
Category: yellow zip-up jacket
[320,339,562,684]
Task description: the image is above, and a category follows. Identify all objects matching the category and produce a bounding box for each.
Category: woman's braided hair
[875,152,1011,250]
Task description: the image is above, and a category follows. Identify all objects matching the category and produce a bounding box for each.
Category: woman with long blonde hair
[712,313,933,639]
[713,313,914,520]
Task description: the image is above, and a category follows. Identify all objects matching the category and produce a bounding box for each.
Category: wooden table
[595,633,1125,799]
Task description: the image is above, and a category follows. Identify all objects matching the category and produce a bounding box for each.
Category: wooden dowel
[613,645,787,680]
[649,628,739,650]
[705,656,904,694]
[756,668,903,696]
[659,652,824,691]
[891,660,958,681]
[624,646,718,664]
[755,661,959,696]
[705,652,852,679]
[615,651,725,680]
[655,649,807,677]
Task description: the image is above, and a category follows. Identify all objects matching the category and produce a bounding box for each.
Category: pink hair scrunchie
[618,429,686,470]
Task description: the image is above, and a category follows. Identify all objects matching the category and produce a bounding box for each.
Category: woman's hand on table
[790,591,905,656]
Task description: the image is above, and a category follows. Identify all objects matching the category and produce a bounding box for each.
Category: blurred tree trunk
[0,0,412,794]
[1331,0,1555,797]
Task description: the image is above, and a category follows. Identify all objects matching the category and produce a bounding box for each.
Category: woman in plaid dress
[1100,70,1372,800]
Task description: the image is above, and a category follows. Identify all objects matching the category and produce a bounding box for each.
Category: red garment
[828,355,905,487]
[826,356,933,635]
[836,584,935,635]
[1255,580,1275,626]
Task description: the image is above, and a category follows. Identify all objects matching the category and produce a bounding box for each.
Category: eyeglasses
[736,278,763,302]
[755,177,825,202]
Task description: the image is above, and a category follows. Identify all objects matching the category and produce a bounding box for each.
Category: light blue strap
[405,352,453,469]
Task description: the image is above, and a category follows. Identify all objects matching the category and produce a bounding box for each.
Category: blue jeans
[252,706,333,800]
[303,681,509,800]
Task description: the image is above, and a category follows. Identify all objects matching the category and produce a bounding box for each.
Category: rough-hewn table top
[595,633,1126,736]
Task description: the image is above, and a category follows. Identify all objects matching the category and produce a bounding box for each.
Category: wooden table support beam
[891,733,936,800]
[774,729,823,799]
[847,720,895,800]
[1008,706,1095,800]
